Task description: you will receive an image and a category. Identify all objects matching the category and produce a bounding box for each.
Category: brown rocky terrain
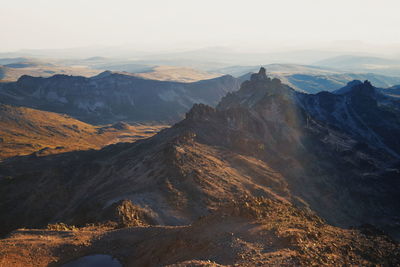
[0,197,399,266]
[0,104,167,159]
[0,68,399,266]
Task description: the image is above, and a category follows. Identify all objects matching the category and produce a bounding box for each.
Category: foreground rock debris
[1,68,399,266]
[1,198,399,266]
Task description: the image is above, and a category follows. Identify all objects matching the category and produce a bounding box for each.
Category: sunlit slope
[132,65,221,82]
[0,104,167,159]
[0,58,102,82]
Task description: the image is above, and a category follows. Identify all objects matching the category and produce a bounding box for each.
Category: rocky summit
[0,68,400,266]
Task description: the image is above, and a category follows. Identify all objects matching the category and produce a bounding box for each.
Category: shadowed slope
[0,72,240,124]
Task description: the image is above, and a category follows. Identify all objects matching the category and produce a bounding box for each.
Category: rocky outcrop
[100,199,157,227]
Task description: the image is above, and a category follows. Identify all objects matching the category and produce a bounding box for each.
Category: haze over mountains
[0,71,240,124]
[2,0,400,265]
[1,34,400,267]
[2,58,400,128]
[3,53,400,95]
[223,64,400,93]
[315,55,400,76]
[1,68,400,266]
[0,57,102,82]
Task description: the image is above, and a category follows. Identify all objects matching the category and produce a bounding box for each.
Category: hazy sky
[1,0,400,52]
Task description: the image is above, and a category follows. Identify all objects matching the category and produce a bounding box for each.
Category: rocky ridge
[0,72,240,124]
[0,68,399,266]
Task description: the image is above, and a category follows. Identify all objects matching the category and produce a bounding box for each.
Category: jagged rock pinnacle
[259,67,266,76]
[250,67,268,81]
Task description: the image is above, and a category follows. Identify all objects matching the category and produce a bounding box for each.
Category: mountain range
[2,66,400,128]
[0,72,240,124]
[0,58,101,82]
[314,55,400,76]
[1,68,399,266]
[222,64,400,93]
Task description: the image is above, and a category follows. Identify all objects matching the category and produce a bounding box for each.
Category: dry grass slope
[0,64,101,82]
[133,66,221,82]
[0,104,167,159]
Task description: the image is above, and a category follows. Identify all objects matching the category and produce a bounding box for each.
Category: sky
[1,0,400,53]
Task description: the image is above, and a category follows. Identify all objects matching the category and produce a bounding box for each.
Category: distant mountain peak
[333,79,376,96]
[347,80,363,87]
[16,74,35,83]
[347,80,376,96]
[94,70,114,78]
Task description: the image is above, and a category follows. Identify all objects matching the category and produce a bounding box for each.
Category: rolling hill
[0,104,166,159]
[0,58,102,82]
[130,65,221,82]
[314,55,400,76]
